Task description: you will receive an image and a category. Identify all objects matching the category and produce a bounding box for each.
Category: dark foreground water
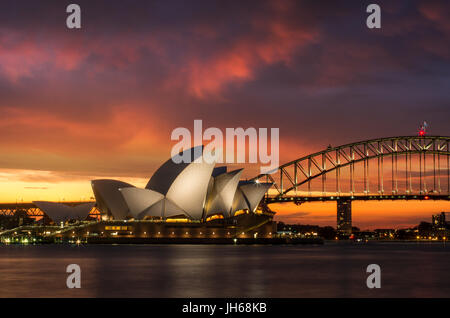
[0,242,449,297]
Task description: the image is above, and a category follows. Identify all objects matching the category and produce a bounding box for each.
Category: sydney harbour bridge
[252,135,450,233]
[1,135,450,233]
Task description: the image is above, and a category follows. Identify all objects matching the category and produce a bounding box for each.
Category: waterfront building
[432,212,450,231]
[93,146,272,222]
[32,201,95,224]
[21,146,275,240]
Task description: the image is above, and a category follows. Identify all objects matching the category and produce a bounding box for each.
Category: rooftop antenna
[418,121,428,136]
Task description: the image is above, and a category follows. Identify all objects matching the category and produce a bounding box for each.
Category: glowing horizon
[1,166,449,230]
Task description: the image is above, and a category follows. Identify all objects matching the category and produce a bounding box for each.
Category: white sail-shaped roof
[230,181,272,215]
[205,169,243,218]
[231,187,249,215]
[91,179,134,220]
[165,153,215,219]
[145,145,204,194]
[33,201,94,224]
[119,188,164,218]
[72,202,96,219]
[142,146,214,220]
[90,147,272,221]
[160,198,188,218]
[128,195,190,219]
[120,188,192,219]
[238,182,272,212]
[116,146,215,220]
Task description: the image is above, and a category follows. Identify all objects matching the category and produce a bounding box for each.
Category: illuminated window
[205,214,224,222]
[166,218,190,223]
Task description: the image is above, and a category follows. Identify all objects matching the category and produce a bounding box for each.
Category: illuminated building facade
[92,146,272,222]
[432,212,450,231]
[337,199,352,234]
[27,146,275,240]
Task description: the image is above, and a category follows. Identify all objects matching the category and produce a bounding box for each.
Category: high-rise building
[337,199,352,234]
[432,212,449,230]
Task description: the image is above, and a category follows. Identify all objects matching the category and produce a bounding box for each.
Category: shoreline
[1,237,324,245]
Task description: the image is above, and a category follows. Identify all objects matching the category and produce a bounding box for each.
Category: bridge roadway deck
[264,194,450,204]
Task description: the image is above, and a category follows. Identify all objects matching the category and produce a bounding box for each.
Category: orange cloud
[172,16,318,98]
[0,29,166,82]
[0,33,50,81]
[0,105,166,153]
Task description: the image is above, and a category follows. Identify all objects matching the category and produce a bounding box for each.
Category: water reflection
[0,243,449,297]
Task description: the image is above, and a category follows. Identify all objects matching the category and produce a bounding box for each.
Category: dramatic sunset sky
[1,0,449,229]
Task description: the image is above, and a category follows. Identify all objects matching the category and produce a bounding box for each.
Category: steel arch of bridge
[252,136,450,202]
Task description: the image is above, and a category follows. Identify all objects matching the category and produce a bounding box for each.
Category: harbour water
[0,242,449,298]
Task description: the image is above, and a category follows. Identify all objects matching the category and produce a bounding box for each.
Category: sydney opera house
[31,146,276,241]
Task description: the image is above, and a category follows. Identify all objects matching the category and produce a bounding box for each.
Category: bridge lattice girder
[251,136,450,199]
